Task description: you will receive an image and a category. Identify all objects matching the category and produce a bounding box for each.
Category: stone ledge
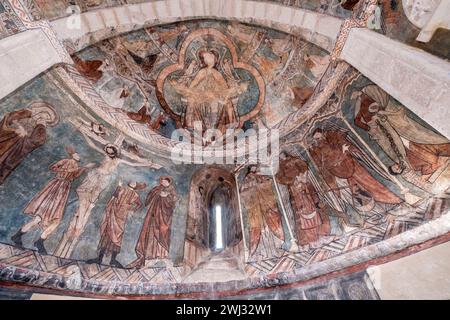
[0,211,448,298]
[0,29,65,99]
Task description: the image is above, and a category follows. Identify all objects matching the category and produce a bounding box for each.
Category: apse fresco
[0,72,201,276]
[271,73,450,277]
[74,20,330,139]
[0,15,449,297]
[343,76,450,196]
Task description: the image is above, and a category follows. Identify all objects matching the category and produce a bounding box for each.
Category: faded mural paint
[0,16,448,297]
[73,20,329,139]
[0,72,199,269]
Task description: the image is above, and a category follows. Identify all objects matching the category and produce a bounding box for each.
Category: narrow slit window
[215,205,224,251]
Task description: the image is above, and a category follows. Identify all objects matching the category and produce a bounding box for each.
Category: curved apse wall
[0,1,449,299]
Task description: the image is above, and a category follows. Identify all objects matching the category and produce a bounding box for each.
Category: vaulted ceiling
[0,0,449,299]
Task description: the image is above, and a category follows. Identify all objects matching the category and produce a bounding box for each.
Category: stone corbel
[330,0,379,62]
[7,0,73,64]
[416,0,450,43]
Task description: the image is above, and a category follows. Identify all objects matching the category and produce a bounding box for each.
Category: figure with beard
[128,176,177,268]
[276,153,331,246]
[309,128,403,216]
[170,49,247,132]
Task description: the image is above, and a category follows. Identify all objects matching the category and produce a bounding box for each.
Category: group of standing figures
[12,146,177,268]
[0,103,178,268]
[239,85,450,261]
[86,176,177,268]
[240,126,406,261]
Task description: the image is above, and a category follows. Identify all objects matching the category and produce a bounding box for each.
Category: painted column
[234,173,249,261]
[272,173,299,252]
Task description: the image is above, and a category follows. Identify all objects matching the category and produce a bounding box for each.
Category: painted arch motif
[156,28,266,131]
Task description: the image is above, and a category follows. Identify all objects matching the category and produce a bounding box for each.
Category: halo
[104,143,121,157]
[159,176,173,185]
[156,28,266,128]
[128,182,147,190]
[28,102,59,127]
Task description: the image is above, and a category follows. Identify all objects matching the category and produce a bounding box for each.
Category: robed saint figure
[128,176,177,268]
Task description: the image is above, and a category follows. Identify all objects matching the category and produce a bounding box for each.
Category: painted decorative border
[1,0,448,298]
[330,0,378,61]
[0,211,448,298]
[155,27,266,128]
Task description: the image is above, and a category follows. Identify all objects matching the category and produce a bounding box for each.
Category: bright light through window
[215,205,224,251]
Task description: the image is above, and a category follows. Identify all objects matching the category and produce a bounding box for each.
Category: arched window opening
[184,166,243,267]
[208,180,230,252]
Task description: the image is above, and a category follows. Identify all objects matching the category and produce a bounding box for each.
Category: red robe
[73,56,103,83]
[310,130,402,205]
[341,0,360,10]
[98,186,142,254]
[354,93,378,132]
[128,184,177,268]
[0,110,46,184]
[276,156,330,245]
[241,172,284,256]
[24,158,86,229]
